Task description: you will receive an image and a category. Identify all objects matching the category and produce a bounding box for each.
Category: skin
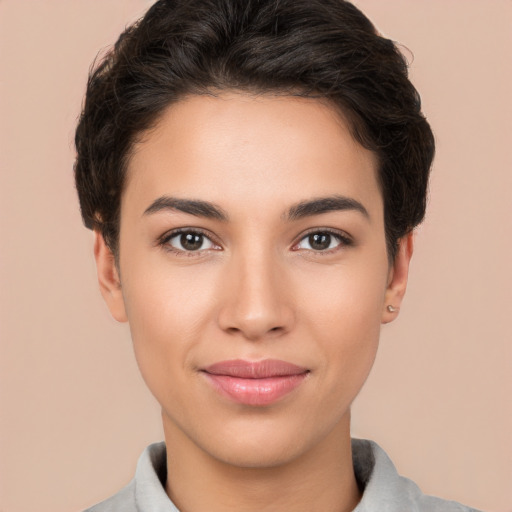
[94,92,413,512]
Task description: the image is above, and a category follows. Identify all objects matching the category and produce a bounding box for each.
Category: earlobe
[382,232,414,324]
[93,230,128,323]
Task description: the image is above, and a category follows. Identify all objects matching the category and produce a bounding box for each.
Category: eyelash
[291,228,353,254]
[158,228,353,257]
[158,228,221,257]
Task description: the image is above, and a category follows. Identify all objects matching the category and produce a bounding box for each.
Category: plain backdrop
[0,1,511,511]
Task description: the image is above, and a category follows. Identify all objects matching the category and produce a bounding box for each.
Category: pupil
[310,233,331,250]
[181,233,203,250]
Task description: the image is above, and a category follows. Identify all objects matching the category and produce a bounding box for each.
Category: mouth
[200,359,310,406]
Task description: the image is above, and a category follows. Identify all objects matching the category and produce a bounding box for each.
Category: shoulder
[83,480,136,512]
[82,442,171,512]
[352,439,482,512]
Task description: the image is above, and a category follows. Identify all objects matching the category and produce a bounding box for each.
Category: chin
[202,411,346,470]
[210,434,307,469]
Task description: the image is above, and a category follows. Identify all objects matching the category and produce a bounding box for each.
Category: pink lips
[201,359,309,406]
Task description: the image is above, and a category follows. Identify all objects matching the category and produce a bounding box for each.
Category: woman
[75,1,480,510]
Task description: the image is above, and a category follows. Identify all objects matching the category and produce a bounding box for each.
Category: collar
[131,438,477,512]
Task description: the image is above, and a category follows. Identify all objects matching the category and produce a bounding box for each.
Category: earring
[387,305,399,313]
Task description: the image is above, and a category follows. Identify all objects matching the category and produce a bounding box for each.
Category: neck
[163,411,361,512]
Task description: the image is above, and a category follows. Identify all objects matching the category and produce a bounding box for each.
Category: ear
[93,230,128,323]
[381,232,414,324]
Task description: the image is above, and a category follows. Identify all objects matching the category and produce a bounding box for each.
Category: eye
[294,230,351,252]
[161,229,220,254]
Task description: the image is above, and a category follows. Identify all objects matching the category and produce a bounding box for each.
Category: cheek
[298,256,388,335]
[296,259,387,390]
[120,259,219,401]
[123,255,218,331]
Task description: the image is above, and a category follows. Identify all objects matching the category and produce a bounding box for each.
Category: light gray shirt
[84,439,481,512]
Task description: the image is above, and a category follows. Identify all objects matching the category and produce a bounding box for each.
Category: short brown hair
[74,0,435,261]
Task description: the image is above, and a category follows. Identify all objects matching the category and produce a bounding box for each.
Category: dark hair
[74,0,434,261]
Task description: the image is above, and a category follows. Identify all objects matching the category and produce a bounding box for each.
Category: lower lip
[202,373,308,406]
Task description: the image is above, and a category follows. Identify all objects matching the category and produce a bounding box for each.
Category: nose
[217,249,295,341]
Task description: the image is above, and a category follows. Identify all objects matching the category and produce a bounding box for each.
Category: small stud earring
[387,305,399,313]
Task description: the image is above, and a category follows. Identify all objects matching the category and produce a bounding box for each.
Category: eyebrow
[285,195,369,221]
[143,196,228,221]
[142,194,369,222]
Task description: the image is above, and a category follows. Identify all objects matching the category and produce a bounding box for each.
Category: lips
[201,359,309,406]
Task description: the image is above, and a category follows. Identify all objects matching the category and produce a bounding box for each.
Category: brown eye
[180,233,204,251]
[295,230,350,252]
[166,231,216,252]
[308,233,332,250]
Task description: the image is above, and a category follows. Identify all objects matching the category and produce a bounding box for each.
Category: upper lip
[202,359,309,379]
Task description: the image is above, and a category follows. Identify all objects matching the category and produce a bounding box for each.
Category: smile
[201,359,309,406]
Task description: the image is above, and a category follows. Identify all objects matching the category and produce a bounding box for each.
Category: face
[95,92,411,468]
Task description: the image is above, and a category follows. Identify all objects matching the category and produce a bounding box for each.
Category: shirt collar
[132,438,419,511]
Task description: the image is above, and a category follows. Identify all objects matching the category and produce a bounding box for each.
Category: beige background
[0,1,510,511]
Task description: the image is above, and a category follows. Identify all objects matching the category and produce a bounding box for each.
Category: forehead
[123,92,381,218]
